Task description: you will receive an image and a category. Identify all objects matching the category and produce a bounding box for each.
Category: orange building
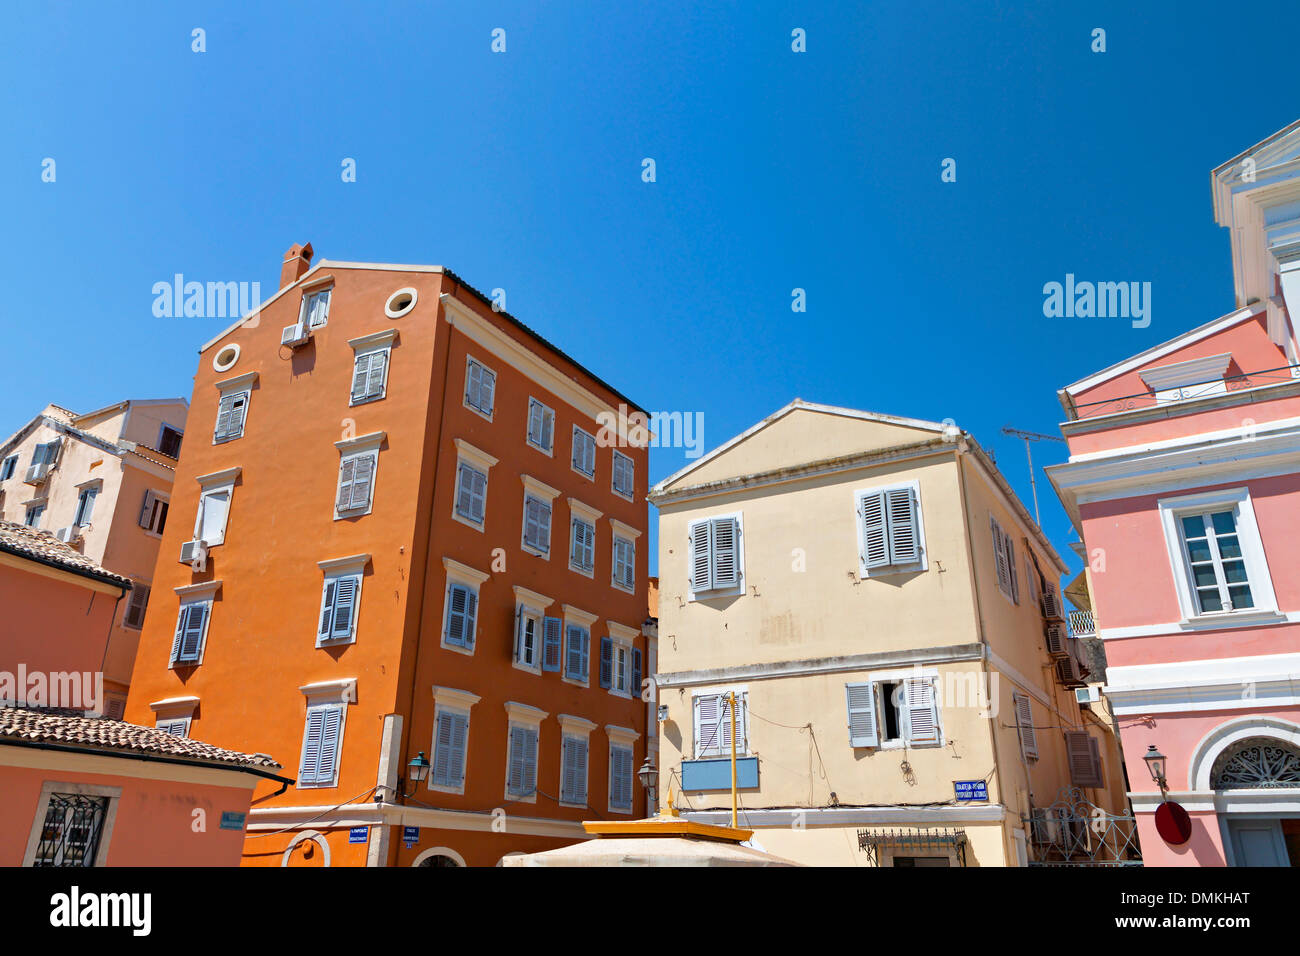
[125,243,650,866]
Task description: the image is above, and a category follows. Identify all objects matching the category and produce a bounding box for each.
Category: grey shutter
[1014,693,1038,759]
[170,606,187,662]
[528,400,545,445]
[861,491,889,568]
[177,604,206,662]
[331,576,358,639]
[580,628,590,678]
[446,584,468,646]
[214,393,235,439]
[885,486,920,564]
[902,678,939,744]
[542,617,562,671]
[522,727,538,796]
[299,708,325,782]
[461,587,478,648]
[541,407,553,450]
[139,490,156,528]
[318,580,337,638]
[336,458,356,510]
[711,517,739,587]
[448,712,468,784]
[846,683,879,747]
[561,736,577,802]
[565,624,583,679]
[348,454,375,510]
[507,727,525,795]
[599,637,613,688]
[432,711,455,785]
[366,351,387,398]
[351,353,373,402]
[631,647,642,697]
[316,706,342,784]
[480,366,496,413]
[1066,731,1104,788]
[124,583,150,629]
[696,695,720,756]
[689,520,712,591]
[719,693,745,753]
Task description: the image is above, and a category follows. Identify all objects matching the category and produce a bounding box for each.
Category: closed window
[336,452,377,516]
[298,702,345,787]
[572,427,596,477]
[844,677,941,749]
[195,488,231,545]
[301,288,331,329]
[454,462,487,525]
[213,391,249,443]
[464,358,496,417]
[74,487,98,527]
[155,718,190,738]
[611,451,634,500]
[1065,730,1104,788]
[990,516,1019,603]
[613,535,635,591]
[442,581,479,650]
[506,724,539,800]
[350,349,390,405]
[857,482,925,574]
[1013,691,1038,761]
[694,692,747,758]
[564,624,590,683]
[688,514,743,597]
[431,708,470,789]
[570,517,595,573]
[139,490,168,535]
[560,735,589,806]
[608,743,634,813]
[122,583,151,630]
[1178,509,1253,613]
[0,455,16,480]
[318,574,361,645]
[527,399,554,453]
[170,600,212,665]
[522,494,552,555]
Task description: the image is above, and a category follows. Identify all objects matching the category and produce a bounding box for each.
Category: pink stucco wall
[0,760,257,866]
[1065,393,1300,457]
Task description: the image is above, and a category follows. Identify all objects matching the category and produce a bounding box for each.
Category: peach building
[0,399,188,715]
[125,243,650,867]
[1049,120,1300,866]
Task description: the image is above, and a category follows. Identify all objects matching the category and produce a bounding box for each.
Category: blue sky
[3,1,1298,576]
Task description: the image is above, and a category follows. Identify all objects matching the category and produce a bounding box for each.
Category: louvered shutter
[631,647,643,697]
[1005,534,1020,603]
[540,407,553,450]
[1014,693,1038,759]
[170,606,187,662]
[506,727,525,794]
[432,711,456,785]
[885,487,920,565]
[348,454,375,510]
[991,519,1012,597]
[177,604,207,662]
[446,584,467,646]
[610,746,632,810]
[689,521,712,591]
[299,708,326,782]
[523,727,538,796]
[1066,731,1104,788]
[711,517,739,588]
[860,491,889,568]
[696,695,721,756]
[351,353,373,402]
[336,458,356,510]
[331,576,358,639]
[315,706,342,784]
[561,737,576,801]
[124,583,150,628]
[542,617,562,671]
[599,637,613,688]
[367,350,388,398]
[448,712,468,784]
[214,393,236,440]
[318,580,337,638]
[721,694,746,753]
[846,683,879,747]
[902,678,939,744]
[139,490,156,528]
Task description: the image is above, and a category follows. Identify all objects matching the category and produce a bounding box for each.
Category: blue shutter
[316,706,343,784]
[318,580,337,638]
[178,604,206,662]
[432,711,455,785]
[331,576,358,639]
[631,647,643,698]
[542,617,562,671]
[846,683,879,748]
[299,708,325,783]
[599,637,613,688]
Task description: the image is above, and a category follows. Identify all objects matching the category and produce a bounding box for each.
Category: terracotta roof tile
[0,707,281,769]
[0,521,132,588]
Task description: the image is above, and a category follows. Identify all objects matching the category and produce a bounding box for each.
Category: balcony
[1070,361,1300,420]
[1068,609,1096,638]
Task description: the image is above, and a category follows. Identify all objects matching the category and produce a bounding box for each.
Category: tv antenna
[1000,426,1065,526]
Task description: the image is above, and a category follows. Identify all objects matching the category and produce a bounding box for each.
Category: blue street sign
[954,780,988,801]
[219,811,246,831]
[349,826,369,844]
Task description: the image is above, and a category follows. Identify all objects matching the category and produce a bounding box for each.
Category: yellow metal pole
[728,691,738,828]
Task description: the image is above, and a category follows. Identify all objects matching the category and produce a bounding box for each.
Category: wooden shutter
[542,617,562,671]
[695,695,721,755]
[170,606,187,662]
[123,583,150,629]
[860,491,889,568]
[688,520,712,591]
[632,647,643,697]
[348,454,375,510]
[318,580,337,638]
[139,490,156,528]
[315,706,342,784]
[599,637,613,688]
[540,407,553,450]
[562,735,588,804]
[433,711,455,785]
[214,393,236,440]
[448,712,468,784]
[846,683,879,747]
[1014,692,1038,760]
[1005,534,1020,603]
[446,584,469,646]
[885,487,920,564]
[718,693,745,753]
[175,603,207,662]
[1066,731,1104,788]
[351,353,373,402]
[610,746,632,810]
[902,678,939,745]
[711,517,739,588]
[331,576,358,639]
[336,458,356,510]
[992,518,1014,598]
[299,707,326,782]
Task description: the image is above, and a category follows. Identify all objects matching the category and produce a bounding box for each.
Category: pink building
[1048,120,1300,866]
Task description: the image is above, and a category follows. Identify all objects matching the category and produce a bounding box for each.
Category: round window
[385,287,418,319]
[213,344,241,372]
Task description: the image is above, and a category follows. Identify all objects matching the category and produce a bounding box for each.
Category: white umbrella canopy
[501,835,801,867]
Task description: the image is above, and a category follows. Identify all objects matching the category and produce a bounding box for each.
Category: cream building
[0,399,188,714]
[648,401,1129,867]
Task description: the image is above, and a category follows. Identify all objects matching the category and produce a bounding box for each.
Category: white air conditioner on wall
[54,526,80,544]
[24,462,51,485]
[179,539,208,571]
[281,322,310,348]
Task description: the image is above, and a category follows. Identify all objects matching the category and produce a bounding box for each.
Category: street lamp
[402,751,430,797]
[1143,745,1168,798]
[638,756,659,815]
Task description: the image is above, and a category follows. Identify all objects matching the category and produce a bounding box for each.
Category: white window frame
[558,715,596,808]
[504,702,548,804]
[687,512,745,601]
[316,554,369,647]
[526,397,555,455]
[441,558,488,656]
[606,727,638,815]
[193,467,240,547]
[611,450,635,501]
[21,781,121,867]
[464,356,497,420]
[855,479,927,577]
[611,520,640,594]
[520,475,559,559]
[512,585,555,675]
[170,581,220,668]
[155,716,192,737]
[0,454,16,481]
[73,481,100,528]
[1157,487,1279,623]
[606,623,638,697]
[301,287,332,329]
[693,688,749,758]
[24,503,44,528]
[844,670,944,750]
[212,371,257,445]
[571,426,597,479]
[451,439,497,531]
[568,498,602,578]
[296,679,356,790]
[430,686,480,795]
[562,604,597,687]
[333,432,384,520]
[348,330,397,406]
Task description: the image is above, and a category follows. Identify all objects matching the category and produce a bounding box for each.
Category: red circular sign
[1154,801,1192,845]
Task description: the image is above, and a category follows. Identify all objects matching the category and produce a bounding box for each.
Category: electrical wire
[244,785,380,839]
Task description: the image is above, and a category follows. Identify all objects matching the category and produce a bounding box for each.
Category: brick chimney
[280,242,314,288]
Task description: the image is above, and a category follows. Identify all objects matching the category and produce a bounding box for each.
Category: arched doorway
[1208,734,1300,866]
[411,846,466,867]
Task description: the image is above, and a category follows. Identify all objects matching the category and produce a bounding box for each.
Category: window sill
[504,791,537,805]
[1178,609,1287,630]
[212,434,244,445]
[428,781,466,796]
[296,781,338,790]
[450,511,485,533]
[527,440,554,457]
[349,394,386,407]
[521,543,550,560]
[562,675,590,689]
[569,563,595,579]
[611,581,634,594]
[611,489,634,503]
[859,560,927,579]
[316,635,357,649]
[464,401,494,423]
[512,659,542,676]
[607,805,634,816]
[571,467,595,482]
[334,505,373,521]
[441,640,476,657]
[559,798,587,810]
[690,584,744,602]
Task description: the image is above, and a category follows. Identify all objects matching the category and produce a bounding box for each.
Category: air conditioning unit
[281,322,310,348]
[1055,656,1086,688]
[23,462,51,485]
[1044,622,1069,658]
[180,539,209,571]
[1040,586,1065,622]
[54,526,81,544]
[1075,686,1101,705]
